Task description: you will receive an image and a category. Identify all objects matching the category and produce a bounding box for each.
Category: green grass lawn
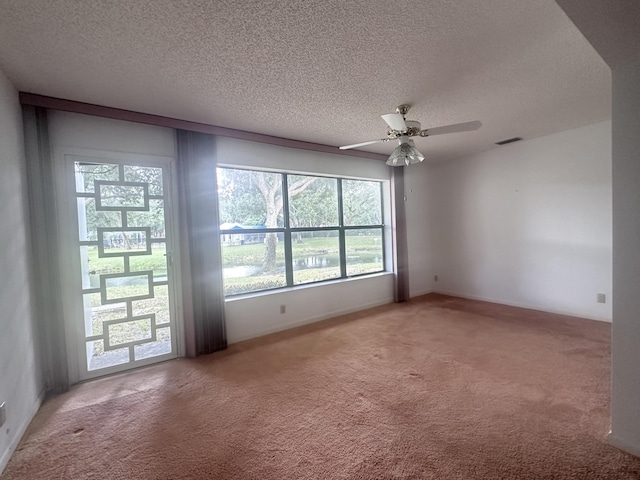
[86,285,171,356]
[85,234,384,297]
[86,247,167,274]
[223,236,384,295]
[87,235,381,271]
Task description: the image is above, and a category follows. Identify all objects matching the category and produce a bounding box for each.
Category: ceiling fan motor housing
[404,120,422,136]
[395,104,411,115]
[388,120,422,137]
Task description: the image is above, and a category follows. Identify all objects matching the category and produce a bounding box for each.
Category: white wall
[48,111,176,156]
[426,121,612,321]
[552,0,640,457]
[216,137,394,343]
[225,274,393,343]
[405,165,433,297]
[216,136,391,180]
[0,71,44,473]
[610,59,640,457]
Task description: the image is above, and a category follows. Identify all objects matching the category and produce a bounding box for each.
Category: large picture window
[217,167,385,296]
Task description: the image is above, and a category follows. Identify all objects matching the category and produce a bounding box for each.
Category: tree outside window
[217,167,384,296]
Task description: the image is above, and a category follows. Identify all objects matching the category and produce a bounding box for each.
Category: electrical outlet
[280,304,286,314]
[0,402,6,428]
[597,293,606,304]
[434,275,438,282]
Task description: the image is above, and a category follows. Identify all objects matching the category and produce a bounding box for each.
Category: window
[217,167,385,296]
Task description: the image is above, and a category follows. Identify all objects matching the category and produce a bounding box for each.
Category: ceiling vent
[495,137,522,146]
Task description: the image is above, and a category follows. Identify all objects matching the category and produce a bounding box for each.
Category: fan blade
[420,120,482,136]
[339,139,387,150]
[381,113,407,132]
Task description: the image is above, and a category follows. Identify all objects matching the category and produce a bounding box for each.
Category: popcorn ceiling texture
[0,0,610,162]
[555,0,640,69]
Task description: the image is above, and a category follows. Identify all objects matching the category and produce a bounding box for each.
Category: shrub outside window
[217,167,385,296]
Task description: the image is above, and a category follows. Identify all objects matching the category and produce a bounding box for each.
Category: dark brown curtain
[176,130,227,355]
[22,106,70,392]
[391,167,410,302]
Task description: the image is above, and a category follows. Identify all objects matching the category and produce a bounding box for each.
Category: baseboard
[228,296,394,344]
[431,289,611,323]
[410,288,433,298]
[0,388,46,475]
[228,288,609,344]
[608,432,640,458]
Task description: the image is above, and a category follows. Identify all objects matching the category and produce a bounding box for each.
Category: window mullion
[380,181,386,273]
[337,179,346,278]
[282,173,294,287]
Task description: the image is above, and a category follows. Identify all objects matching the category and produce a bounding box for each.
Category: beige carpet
[3,294,640,479]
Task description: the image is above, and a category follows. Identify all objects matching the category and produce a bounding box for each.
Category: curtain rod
[19,92,388,162]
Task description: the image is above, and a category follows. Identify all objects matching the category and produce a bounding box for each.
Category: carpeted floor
[3,294,640,479]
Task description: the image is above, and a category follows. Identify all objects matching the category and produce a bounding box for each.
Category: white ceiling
[0,0,611,162]
[555,0,640,69]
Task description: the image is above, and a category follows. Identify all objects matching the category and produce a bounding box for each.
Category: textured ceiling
[556,0,640,69]
[0,0,611,162]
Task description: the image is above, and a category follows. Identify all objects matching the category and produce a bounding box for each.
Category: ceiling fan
[339,105,482,166]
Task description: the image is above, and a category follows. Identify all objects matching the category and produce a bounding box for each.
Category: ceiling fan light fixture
[386,141,425,167]
[338,105,481,162]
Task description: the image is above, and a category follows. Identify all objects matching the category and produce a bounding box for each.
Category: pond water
[294,255,337,269]
[224,265,262,278]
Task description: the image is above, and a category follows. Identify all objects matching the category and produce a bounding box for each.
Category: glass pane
[124,165,163,195]
[217,168,284,228]
[86,339,129,371]
[346,229,384,276]
[288,175,338,227]
[127,200,165,237]
[97,183,147,209]
[77,198,121,241]
[74,161,119,193]
[132,285,170,325]
[108,317,153,347]
[81,246,125,289]
[99,229,150,255]
[292,230,340,285]
[342,180,382,226]
[129,243,168,280]
[82,292,126,337]
[103,274,152,303]
[134,327,171,360]
[221,233,286,295]
[74,161,175,373]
